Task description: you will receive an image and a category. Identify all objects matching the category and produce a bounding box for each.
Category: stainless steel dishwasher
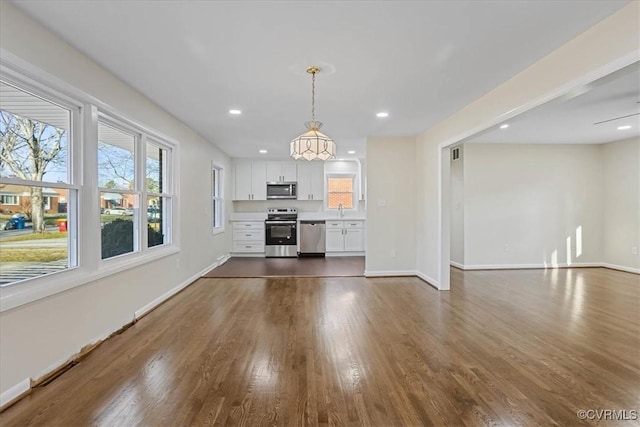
[299,220,326,256]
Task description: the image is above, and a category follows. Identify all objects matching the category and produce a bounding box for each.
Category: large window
[0,62,178,308]
[98,119,173,259]
[327,175,355,209]
[98,120,138,259]
[212,165,224,232]
[0,80,78,285]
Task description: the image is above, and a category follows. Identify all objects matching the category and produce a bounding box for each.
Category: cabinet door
[325,228,344,252]
[251,162,267,200]
[297,163,311,200]
[344,228,364,252]
[282,163,297,182]
[309,162,324,200]
[266,163,282,182]
[234,162,252,201]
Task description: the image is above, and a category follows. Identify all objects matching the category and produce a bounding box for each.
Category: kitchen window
[326,174,355,209]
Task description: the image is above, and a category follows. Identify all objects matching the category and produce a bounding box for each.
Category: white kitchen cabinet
[234,161,267,200]
[266,162,297,182]
[325,220,364,252]
[231,221,265,253]
[297,162,324,200]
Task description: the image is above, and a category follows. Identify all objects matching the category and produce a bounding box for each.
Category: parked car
[104,207,131,215]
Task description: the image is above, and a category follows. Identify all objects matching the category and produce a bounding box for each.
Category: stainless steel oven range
[265,207,298,258]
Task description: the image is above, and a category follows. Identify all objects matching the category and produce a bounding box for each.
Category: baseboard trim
[416,271,440,290]
[364,270,416,277]
[454,262,601,271]
[0,378,30,411]
[601,263,640,275]
[450,261,464,270]
[135,254,230,320]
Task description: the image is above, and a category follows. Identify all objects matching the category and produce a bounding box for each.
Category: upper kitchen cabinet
[266,162,297,183]
[234,161,267,200]
[297,162,324,201]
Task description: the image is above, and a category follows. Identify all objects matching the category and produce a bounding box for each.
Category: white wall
[450,146,464,265]
[603,137,640,271]
[0,3,232,400]
[462,143,603,268]
[414,3,639,288]
[366,136,417,274]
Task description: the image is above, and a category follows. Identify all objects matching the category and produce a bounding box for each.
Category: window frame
[0,55,180,313]
[325,173,357,211]
[1,195,19,205]
[212,162,225,235]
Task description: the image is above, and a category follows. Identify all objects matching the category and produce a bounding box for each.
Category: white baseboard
[454,262,601,270]
[450,261,464,270]
[416,271,440,290]
[601,263,640,275]
[364,270,416,277]
[0,378,30,410]
[134,254,230,320]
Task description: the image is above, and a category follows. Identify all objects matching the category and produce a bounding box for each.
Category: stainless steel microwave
[266,182,297,199]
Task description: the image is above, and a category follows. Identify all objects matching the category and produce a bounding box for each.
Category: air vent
[451,147,460,161]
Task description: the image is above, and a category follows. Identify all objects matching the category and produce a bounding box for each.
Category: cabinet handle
[245,234,251,236]
[245,245,251,248]
[311,194,313,200]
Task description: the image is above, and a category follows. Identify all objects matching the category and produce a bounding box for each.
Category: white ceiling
[467,61,640,145]
[12,0,630,159]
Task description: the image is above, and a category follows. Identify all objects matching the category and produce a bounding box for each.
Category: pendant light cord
[311,70,316,122]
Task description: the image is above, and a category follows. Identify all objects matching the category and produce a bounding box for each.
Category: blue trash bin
[16,217,25,229]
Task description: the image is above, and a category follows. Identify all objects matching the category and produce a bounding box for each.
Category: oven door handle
[265,221,297,225]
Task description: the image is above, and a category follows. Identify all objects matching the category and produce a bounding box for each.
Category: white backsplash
[233,199,366,213]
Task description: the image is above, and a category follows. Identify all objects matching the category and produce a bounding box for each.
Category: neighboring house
[100,192,136,210]
[0,186,60,214]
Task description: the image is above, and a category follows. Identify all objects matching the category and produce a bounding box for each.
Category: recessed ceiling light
[500,124,509,129]
[259,149,267,154]
[347,150,356,154]
[376,112,389,118]
[617,125,632,130]
[229,109,242,115]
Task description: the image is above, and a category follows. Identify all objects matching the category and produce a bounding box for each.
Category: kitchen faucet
[338,203,344,218]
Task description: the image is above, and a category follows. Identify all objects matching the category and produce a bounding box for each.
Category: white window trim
[0,51,181,313]
[212,162,225,235]
[0,195,19,205]
[325,173,358,211]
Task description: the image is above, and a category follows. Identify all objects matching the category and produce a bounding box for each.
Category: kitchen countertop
[229,212,366,221]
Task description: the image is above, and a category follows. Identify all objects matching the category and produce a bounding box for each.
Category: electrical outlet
[377,199,387,207]
[504,244,510,253]
[176,258,180,269]
[632,246,638,255]
[391,249,397,258]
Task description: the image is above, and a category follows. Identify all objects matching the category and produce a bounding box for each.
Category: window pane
[98,122,135,190]
[0,81,70,183]
[327,177,353,209]
[147,196,168,248]
[0,184,70,286]
[101,191,136,259]
[146,142,167,193]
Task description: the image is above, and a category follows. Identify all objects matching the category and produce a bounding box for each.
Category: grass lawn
[0,248,67,263]
[1,231,68,242]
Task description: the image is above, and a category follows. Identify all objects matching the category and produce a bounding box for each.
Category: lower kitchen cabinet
[231,221,265,253]
[325,220,364,252]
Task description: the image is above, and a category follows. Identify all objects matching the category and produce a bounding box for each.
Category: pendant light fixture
[290,66,336,161]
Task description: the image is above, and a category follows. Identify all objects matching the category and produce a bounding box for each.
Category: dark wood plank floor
[203,256,365,278]
[2,267,638,426]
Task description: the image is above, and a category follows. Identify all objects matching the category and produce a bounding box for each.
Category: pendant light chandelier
[290,66,336,161]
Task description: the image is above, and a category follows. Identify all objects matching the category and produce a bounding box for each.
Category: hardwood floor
[2,268,638,426]
[203,256,365,278]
